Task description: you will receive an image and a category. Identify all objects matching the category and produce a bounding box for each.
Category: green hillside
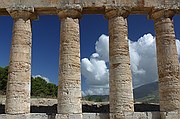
[0,66,159,102]
[133,82,159,103]
[84,82,159,103]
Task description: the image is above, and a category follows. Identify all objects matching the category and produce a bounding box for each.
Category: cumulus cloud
[95,34,109,62]
[81,33,180,95]
[81,35,109,96]
[129,34,158,88]
[176,39,180,57]
[32,75,50,83]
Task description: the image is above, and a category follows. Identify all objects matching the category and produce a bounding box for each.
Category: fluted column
[149,10,180,112]
[5,6,37,114]
[57,8,82,115]
[105,9,134,119]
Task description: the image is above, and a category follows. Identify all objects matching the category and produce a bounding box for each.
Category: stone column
[57,8,82,117]
[105,9,134,119]
[149,10,180,112]
[5,6,36,114]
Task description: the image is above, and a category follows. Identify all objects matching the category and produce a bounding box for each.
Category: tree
[0,66,8,94]
[0,66,58,98]
[86,95,93,101]
[95,96,102,102]
[31,76,58,98]
[46,83,58,98]
[31,77,48,97]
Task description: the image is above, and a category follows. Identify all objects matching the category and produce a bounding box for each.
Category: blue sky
[0,14,180,95]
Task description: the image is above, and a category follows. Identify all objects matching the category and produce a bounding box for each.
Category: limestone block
[83,113,109,119]
[0,113,162,119]
[56,114,82,119]
[160,111,180,119]
[6,9,33,114]
[124,112,147,119]
[58,13,82,114]
[147,112,161,119]
[0,0,21,8]
[30,113,48,119]
[81,0,107,7]
[144,0,163,7]
[122,112,160,119]
[107,11,134,117]
[8,71,31,83]
[8,62,30,72]
[1,0,180,14]
[59,0,81,4]
[112,0,135,6]
[0,114,30,119]
[152,10,180,112]
[30,98,57,106]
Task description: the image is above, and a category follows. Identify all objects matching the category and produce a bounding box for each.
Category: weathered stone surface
[160,111,180,119]
[5,7,35,114]
[106,9,134,119]
[30,98,57,106]
[83,113,109,119]
[124,112,160,119]
[56,114,83,119]
[29,113,48,119]
[0,112,162,119]
[57,10,82,115]
[150,10,180,112]
[0,1,180,118]
[0,98,58,106]
[1,0,180,15]
[0,114,31,119]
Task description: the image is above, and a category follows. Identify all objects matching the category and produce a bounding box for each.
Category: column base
[110,112,124,119]
[110,112,160,119]
[56,113,82,119]
[2,112,179,119]
[0,114,30,119]
[160,111,180,119]
[83,113,109,119]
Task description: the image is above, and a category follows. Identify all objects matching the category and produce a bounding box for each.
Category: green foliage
[46,83,58,97]
[85,95,103,102]
[86,95,93,101]
[0,66,8,94]
[133,82,159,103]
[0,66,58,98]
[95,96,102,102]
[31,77,58,98]
[135,94,159,104]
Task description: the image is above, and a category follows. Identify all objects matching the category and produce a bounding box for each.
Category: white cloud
[81,33,180,95]
[176,39,180,57]
[129,34,158,88]
[81,35,109,95]
[85,87,109,96]
[32,75,50,83]
[95,34,109,62]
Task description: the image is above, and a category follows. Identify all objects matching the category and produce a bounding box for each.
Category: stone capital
[7,5,38,20]
[148,9,175,21]
[105,7,131,19]
[57,4,82,19]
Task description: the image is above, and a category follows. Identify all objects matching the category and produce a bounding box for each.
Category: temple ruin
[0,0,180,119]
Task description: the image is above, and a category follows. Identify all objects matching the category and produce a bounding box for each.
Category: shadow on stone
[30,104,57,114]
[0,103,160,114]
[48,113,56,119]
[134,104,160,112]
[82,104,109,113]
[0,104,5,114]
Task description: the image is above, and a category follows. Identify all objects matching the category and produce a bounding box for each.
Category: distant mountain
[83,95,109,102]
[84,81,159,103]
[133,81,159,103]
